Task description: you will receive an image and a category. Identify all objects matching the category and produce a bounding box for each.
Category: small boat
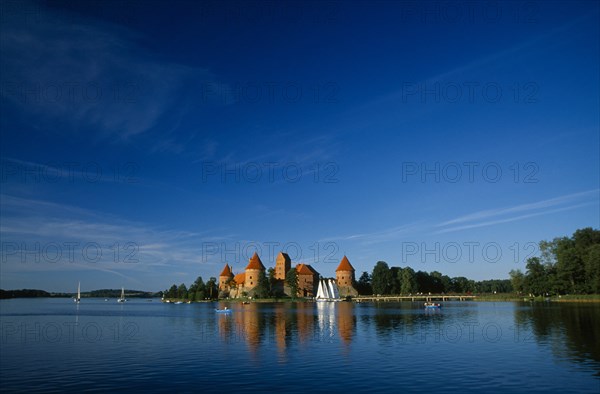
[117,287,126,303]
[242,301,250,305]
[215,307,231,313]
[174,301,183,304]
[74,282,81,303]
[424,302,441,309]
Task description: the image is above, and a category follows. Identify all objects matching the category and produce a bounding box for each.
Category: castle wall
[245,268,261,290]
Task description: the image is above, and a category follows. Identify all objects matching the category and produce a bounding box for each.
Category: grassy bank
[551,294,600,302]
[474,293,600,302]
[473,293,525,302]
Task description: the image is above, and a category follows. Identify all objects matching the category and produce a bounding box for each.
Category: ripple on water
[1,300,599,392]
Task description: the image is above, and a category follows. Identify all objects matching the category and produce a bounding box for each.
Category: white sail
[327,279,335,299]
[316,278,340,301]
[316,279,326,299]
[74,282,81,303]
[118,287,126,302]
[331,279,340,299]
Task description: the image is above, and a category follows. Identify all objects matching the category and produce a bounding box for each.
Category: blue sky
[1,0,598,292]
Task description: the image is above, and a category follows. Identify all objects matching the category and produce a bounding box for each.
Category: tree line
[0,289,52,299]
[88,289,160,298]
[355,263,512,296]
[164,276,219,301]
[164,228,598,300]
[356,228,599,296]
[509,228,600,296]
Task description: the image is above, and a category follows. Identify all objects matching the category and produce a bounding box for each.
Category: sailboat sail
[118,287,126,302]
[316,279,340,301]
[74,282,81,303]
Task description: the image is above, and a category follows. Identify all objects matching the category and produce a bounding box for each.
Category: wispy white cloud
[435,190,599,234]
[205,133,342,186]
[320,221,429,246]
[0,194,233,278]
[0,1,215,143]
[318,190,599,243]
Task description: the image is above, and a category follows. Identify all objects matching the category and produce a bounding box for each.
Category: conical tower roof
[246,252,266,270]
[219,263,233,277]
[336,256,355,272]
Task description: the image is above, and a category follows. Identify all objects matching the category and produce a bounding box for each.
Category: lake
[1,299,599,393]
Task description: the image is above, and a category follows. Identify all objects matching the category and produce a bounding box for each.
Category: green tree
[193,276,206,300]
[476,279,512,293]
[415,271,432,293]
[430,271,444,293]
[267,267,277,296]
[356,271,373,295]
[371,261,392,295]
[450,276,471,293]
[194,276,205,291]
[532,229,600,295]
[253,270,270,298]
[285,268,299,298]
[585,244,600,293]
[571,228,600,293]
[440,275,452,293]
[389,267,401,294]
[206,277,217,299]
[524,257,548,296]
[167,284,177,298]
[177,283,188,299]
[509,269,525,294]
[554,237,585,293]
[195,289,206,301]
[399,267,416,294]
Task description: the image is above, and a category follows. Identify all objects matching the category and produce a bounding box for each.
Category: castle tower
[275,252,291,280]
[218,263,234,291]
[296,263,319,297]
[336,255,358,297]
[244,252,266,290]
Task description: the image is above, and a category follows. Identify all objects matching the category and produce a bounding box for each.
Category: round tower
[244,252,266,290]
[219,263,234,291]
[336,255,358,297]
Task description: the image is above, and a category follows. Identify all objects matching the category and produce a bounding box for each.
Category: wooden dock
[353,295,476,302]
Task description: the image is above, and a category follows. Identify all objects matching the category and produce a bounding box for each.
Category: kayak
[215,309,232,313]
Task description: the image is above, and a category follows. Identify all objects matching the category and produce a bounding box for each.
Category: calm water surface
[1,299,599,393]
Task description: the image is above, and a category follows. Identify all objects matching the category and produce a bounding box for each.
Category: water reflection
[212,300,600,380]
[337,302,355,345]
[2,299,599,392]
[514,302,600,376]
[215,302,358,355]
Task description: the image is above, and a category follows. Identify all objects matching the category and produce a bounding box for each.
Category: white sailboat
[74,282,81,303]
[117,287,126,303]
[316,278,341,302]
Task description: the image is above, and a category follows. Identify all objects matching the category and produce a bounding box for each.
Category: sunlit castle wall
[244,252,266,291]
[336,256,358,297]
[275,252,291,281]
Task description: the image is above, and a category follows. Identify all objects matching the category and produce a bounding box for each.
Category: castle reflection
[216,301,357,355]
[214,300,600,378]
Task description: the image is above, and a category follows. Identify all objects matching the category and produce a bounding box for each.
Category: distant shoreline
[4,290,600,303]
[0,289,160,300]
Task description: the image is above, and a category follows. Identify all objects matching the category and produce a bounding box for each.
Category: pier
[353,295,476,302]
